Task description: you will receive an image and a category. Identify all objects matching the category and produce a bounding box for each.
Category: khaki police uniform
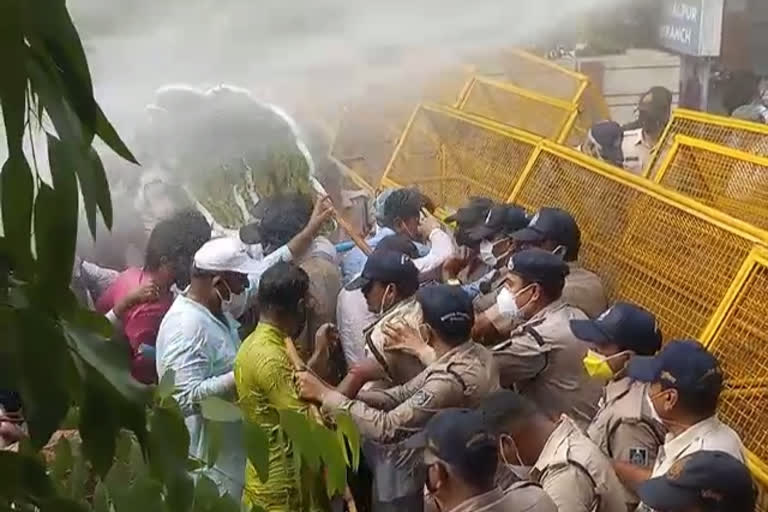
[587,378,666,508]
[621,128,653,176]
[487,264,608,333]
[650,415,745,478]
[532,416,627,512]
[443,483,559,512]
[564,262,608,320]
[322,341,500,509]
[492,300,603,428]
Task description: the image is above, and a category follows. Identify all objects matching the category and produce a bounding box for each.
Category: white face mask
[216,279,250,319]
[246,243,264,261]
[499,434,531,479]
[496,284,534,321]
[479,239,510,267]
[645,388,665,424]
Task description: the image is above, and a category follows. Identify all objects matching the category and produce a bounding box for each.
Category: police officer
[616,341,745,499]
[572,303,666,509]
[481,390,626,512]
[636,451,756,512]
[474,208,608,344]
[298,284,499,512]
[491,249,603,427]
[410,408,557,512]
[621,87,672,175]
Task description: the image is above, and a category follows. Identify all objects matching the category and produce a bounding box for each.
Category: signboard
[658,0,724,56]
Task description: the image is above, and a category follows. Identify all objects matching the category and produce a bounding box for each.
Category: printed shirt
[235,322,326,512]
[96,267,174,384]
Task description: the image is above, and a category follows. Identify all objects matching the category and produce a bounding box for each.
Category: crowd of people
[22,167,753,512]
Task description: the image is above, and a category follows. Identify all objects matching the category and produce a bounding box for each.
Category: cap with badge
[587,121,624,167]
[627,339,723,394]
[571,302,662,356]
[194,237,264,275]
[416,284,474,339]
[345,248,419,291]
[506,248,570,284]
[637,450,756,512]
[444,197,495,227]
[466,204,529,244]
[512,207,580,254]
[405,408,497,477]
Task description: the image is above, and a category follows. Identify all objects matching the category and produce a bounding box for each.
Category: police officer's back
[491,249,603,427]
[573,303,666,509]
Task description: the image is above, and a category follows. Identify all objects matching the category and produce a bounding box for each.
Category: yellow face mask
[582,350,628,380]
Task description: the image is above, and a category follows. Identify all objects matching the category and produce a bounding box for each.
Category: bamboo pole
[311,177,372,256]
[284,337,359,512]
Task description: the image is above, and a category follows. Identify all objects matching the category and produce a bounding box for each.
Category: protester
[96,209,211,383]
[343,248,423,385]
[410,408,557,512]
[298,284,499,512]
[573,303,666,509]
[636,451,756,512]
[622,87,673,174]
[235,262,337,512]
[580,121,625,168]
[250,194,344,383]
[481,390,626,512]
[155,237,262,499]
[731,77,768,123]
[614,340,744,498]
[341,188,453,285]
[490,249,603,427]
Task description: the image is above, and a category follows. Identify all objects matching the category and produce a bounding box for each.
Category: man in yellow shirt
[234,261,336,511]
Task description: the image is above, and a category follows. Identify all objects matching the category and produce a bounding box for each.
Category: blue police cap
[506,248,569,284]
[627,339,722,395]
[571,302,662,356]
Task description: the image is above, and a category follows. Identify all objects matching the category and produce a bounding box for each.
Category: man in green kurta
[234,261,336,511]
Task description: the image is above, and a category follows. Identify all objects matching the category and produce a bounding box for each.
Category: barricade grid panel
[649,112,768,178]
[707,266,768,464]
[660,144,768,230]
[459,80,574,140]
[385,107,537,209]
[496,51,585,103]
[513,150,754,342]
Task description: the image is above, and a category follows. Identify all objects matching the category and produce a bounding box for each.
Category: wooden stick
[284,337,359,512]
[311,177,372,256]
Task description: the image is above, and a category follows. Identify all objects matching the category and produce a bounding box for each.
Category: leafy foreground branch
[0,0,360,510]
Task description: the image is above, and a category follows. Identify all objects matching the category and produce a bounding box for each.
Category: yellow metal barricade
[653,135,768,231]
[700,246,768,498]
[507,142,768,342]
[647,108,768,179]
[380,103,542,209]
[456,76,580,143]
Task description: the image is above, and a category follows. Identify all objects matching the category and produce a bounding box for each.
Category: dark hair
[479,390,540,435]
[258,262,310,314]
[663,374,723,419]
[257,194,313,250]
[564,236,580,262]
[376,234,419,259]
[451,448,498,490]
[393,276,420,301]
[522,277,565,302]
[381,188,423,229]
[145,209,211,279]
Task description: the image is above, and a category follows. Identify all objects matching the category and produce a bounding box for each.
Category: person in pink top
[97,210,211,383]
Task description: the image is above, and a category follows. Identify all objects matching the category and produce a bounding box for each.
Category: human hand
[442,255,470,281]
[314,323,339,356]
[308,196,334,233]
[297,370,332,403]
[115,280,160,316]
[471,311,504,345]
[382,321,428,357]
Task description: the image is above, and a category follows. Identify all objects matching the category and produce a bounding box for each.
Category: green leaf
[0,451,56,503]
[87,147,113,230]
[50,436,73,490]
[205,420,222,469]
[243,421,269,483]
[128,474,165,512]
[149,403,193,512]
[200,397,242,423]
[1,155,34,275]
[166,468,195,512]
[0,0,27,157]
[278,409,320,472]
[192,474,220,512]
[157,369,177,401]
[334,413,360,471]
[40,497,89,512]
[95,103,138,164]
[212,493,239,512]
[79,378,118,477]
[313,426,346,498]
[92,482,110,512]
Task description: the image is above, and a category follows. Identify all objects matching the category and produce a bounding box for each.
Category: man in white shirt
[621,87,672,176]
[611,340,744,507]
